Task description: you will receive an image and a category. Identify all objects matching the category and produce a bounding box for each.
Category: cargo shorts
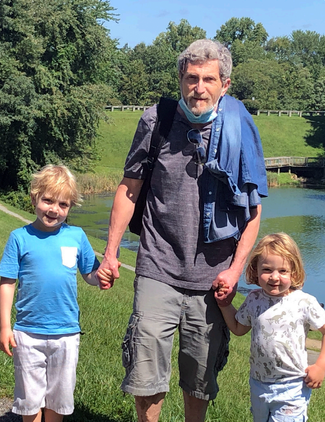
[121,276,230,401]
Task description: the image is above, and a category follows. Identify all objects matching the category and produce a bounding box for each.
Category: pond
[69,187,325,305]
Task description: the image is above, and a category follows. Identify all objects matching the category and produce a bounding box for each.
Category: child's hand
[305,364,325,389]
[97,268,113,282]
[0,327,17,357]
[212,268,239,307]
[217,281,230,295]
[97,264,120,289]
[214,281,234,307]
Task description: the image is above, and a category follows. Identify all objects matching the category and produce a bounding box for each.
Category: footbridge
[265,157,325,178]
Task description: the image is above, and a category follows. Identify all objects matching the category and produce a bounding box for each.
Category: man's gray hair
[177,39,232,85]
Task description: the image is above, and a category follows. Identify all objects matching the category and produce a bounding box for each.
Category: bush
[0,191,34,213]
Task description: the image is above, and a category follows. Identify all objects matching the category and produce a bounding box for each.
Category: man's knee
[135,393,165,422]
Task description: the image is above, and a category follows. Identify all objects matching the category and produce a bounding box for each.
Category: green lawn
[94,111,143,175]
[253,114,325,158]
[0,208,324,421]
[92,111,325,180]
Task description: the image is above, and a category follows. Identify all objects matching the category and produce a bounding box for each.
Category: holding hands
[96,256,121,290]
[212,268,239,307]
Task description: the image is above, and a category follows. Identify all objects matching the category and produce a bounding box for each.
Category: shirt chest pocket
[61,246,78,268]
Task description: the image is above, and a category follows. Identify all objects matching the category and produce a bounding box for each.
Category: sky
[106,0,325,48]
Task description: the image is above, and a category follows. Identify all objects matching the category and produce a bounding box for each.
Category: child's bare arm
[219,303,251,336]
[305,325,325,389]
[82,268,114,287]
[0,278,17,356]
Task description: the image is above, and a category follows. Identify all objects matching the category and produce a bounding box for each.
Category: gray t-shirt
[124,105,236,290]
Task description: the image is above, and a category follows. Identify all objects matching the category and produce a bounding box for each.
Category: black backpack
[129,97,178,235]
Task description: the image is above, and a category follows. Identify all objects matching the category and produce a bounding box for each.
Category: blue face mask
[178,97,218,124]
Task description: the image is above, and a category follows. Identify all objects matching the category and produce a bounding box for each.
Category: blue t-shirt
[0,223,99,335]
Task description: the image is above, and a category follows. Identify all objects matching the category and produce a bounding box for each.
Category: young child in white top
[0,165,113,422]
[218,232,325,422]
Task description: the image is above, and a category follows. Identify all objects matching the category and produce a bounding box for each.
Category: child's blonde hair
[30,165,82,207]
[246,233,305,289]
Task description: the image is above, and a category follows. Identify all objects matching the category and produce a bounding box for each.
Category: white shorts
[12,330,80,416]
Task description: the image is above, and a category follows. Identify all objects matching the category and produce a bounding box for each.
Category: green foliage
[0,191,34,213]
[111,16,325,114]
[215,17,268,49]
[115,19,206,104]
[0,0,117,191]
[2,8,325,195]
[230,59,285,109]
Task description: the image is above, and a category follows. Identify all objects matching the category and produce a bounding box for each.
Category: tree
[116,45,150,105]
[155,19,207,54]
[312,77,325,110]
[214,17,268,66]
[215,17,268,49]
[116,20,207,104]
[265,36,292,62]
[230,38,266,66]
[0,0,117,191]
[290,30,324,78]
[230,59,286,110]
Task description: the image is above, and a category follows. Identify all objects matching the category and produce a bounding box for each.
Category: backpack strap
[128,98,178,235]
[145,97,178,171]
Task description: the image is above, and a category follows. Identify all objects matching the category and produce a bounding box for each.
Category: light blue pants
[250,377,311,421]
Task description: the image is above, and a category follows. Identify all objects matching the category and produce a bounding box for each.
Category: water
[69,187,325,305]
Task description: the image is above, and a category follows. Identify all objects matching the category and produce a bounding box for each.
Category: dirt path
[0,204,32,224]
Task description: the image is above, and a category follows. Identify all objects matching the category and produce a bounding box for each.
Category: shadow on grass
[303,116,325,152]
[0,412,22,422]
[0,406,134,422]
[66,404,134,422]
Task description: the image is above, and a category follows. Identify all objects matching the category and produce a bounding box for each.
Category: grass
[1,112,325,419]
[94,111,325,175]
[0,208,325,421]
[75,111,325,193]
[94,111,143,176]
[253,114,325,158]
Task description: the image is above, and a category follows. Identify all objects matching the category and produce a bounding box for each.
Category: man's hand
[0,327,16,357]
[212,268,240,307]
[96,255,121,290]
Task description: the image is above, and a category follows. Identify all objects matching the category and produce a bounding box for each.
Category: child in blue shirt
[0,164,112,422]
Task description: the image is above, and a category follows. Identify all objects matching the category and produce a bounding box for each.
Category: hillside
[253,114,325,158]
[93,110,325,176]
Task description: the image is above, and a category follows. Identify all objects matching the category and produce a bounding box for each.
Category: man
[97,39,268,422]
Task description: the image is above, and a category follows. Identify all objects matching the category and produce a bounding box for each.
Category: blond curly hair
[246,232,305,289]
[30,164,82,207]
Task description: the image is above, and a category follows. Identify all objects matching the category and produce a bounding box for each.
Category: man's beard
[185,94,219,116]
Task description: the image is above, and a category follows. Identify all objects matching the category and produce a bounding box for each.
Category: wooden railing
[105,106,325,117]
[257,110,325,117]
[105,105,150,112]
[265,157,325,169]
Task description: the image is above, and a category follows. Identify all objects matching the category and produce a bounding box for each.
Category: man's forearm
[104,177,144,260]
[229,204,262,278]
